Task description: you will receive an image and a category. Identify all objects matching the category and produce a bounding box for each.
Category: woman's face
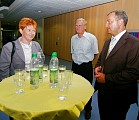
[20,25,36,42]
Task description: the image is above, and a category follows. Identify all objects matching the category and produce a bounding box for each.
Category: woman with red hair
[0,17,44,81]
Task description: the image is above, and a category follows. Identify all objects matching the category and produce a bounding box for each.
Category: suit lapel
[16,39,25,62]
[106,32,128,59]
[104,40,111,59]
[31,41,38,54]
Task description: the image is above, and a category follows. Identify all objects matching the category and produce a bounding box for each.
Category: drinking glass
[66,70,73,85]
[25,63,30,80]
[43,64,48,78]
[14,69,25,94]
[58,72,69,100]
[59,65,66,73]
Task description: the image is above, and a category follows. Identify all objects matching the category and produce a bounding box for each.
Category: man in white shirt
[71,18,99,119]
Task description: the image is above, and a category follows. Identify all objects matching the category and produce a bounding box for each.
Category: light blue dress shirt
[71,32,99,65]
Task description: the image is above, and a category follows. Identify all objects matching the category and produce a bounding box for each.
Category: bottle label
[38,65,43,79]
[30,68,39,85]
[50,69,58,84]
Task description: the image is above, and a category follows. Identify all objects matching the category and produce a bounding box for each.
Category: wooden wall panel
[44,0,139,62]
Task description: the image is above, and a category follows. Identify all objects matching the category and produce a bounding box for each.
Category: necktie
[106,37,116,58]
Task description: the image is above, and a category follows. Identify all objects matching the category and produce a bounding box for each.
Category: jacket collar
[106,32,128,59]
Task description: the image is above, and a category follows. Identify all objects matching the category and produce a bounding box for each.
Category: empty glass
[58,72,69,100]
[25,63,30,80]
[43,64,48,78]
[66,70,73,85]
[13,69,25,94]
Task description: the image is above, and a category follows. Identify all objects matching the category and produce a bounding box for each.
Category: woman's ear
[19,29,22,34]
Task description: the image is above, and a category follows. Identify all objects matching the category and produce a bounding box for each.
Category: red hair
[19,17,37,30]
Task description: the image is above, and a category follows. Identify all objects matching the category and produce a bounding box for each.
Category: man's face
[20,25,36,42]
[106,12,121,36]
[75,21,86,35]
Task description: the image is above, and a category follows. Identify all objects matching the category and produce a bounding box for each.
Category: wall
[35,19,43,48]
[44,0,139,62]
[0,19,43,50]
[0,21,2,49]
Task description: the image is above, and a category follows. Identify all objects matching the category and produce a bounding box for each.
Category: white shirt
[19,39,32,65]
[108,30,126,53]
[71,32,99,65]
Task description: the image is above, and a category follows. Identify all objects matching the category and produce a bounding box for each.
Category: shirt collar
[19,38,32,48]
[112,30,126,41]
[75,31,88,39]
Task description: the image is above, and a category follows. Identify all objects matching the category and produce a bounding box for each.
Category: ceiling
[0,0,15,7]
[0,0,115,28]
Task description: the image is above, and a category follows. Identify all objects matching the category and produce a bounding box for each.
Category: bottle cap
[37,52,41,57]
[52,52,57,58]
[37,52,41,55]
[32,53,37,58]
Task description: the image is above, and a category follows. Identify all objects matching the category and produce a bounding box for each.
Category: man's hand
[94,66,105,83]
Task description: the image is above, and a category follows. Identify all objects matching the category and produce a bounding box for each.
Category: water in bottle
[49,52,59,88]
[37,52,44,83]
[30,53,39,89]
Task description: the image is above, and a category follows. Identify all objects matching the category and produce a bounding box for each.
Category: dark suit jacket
[95,32,139,104]
[0,38,44,81]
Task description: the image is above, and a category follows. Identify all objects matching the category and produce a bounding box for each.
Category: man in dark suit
[94,10,139,120]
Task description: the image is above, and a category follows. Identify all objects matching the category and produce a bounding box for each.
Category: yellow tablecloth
[0,73,94,120]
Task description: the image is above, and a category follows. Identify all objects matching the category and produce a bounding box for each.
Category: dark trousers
[98,90,131,120]
[137,110,139,120]
[9,117,13,120]
[72,61,93,112]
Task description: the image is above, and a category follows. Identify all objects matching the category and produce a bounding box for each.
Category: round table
[0,73,94,120]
